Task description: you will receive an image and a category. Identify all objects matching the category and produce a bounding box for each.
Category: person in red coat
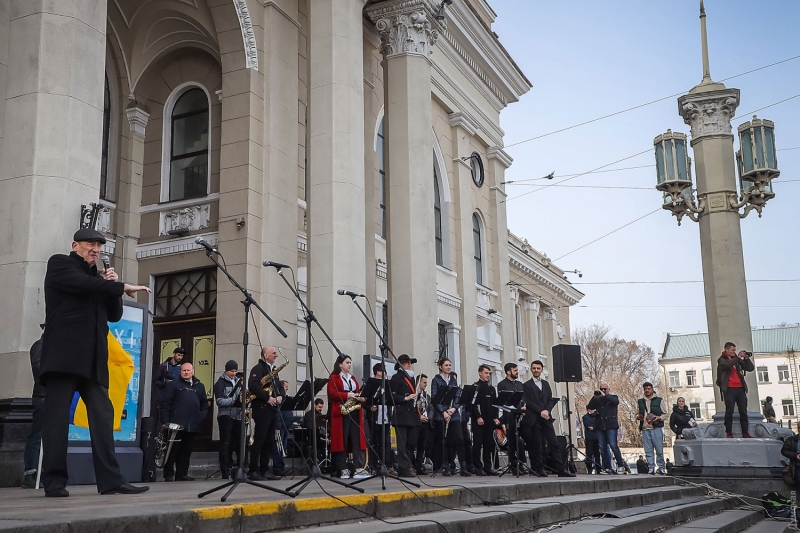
[327,354,368,479]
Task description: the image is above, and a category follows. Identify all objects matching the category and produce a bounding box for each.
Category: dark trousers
[471,422,495,471]
[41,374,126,493]
[24,397,45,473]
[217,416,241,476]
[370,421,391,469]
[724,387,749,434]
[461,419,472,468]
[395,425,415,472]
[505,417,527,469]
[411,422,430,470]
[584,439,601,473]
[249,404,278,474]
[333,413,366,473]
[164,430,196,479]
[431,419,465,471]
[521,422,564,473]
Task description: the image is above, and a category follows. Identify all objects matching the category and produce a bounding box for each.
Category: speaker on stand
[552,344,582,473]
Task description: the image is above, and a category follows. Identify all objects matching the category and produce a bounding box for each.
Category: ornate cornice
[232,0,259,71]
[366,0,442,59]
[678,88,740,143]
[448,111,479,136]
[508,250,584,306]
[438,26,507,106]
[486,146,513,168]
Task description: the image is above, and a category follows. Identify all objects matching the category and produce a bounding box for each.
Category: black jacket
[497,377,524,424]
[160,377,208,432]
[521,378,557,428]
[716,353,755,394]
[669,405,695,436]
[29,337,46,398]
[781,434,800,481]
[390,371,421,427]
[41,252,125,387]
[471,380,498,423]
[587,393,620,430]
[366,377,393,424]
[248,359,285,408]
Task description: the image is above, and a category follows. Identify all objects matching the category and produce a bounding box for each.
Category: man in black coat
[587,382,626,473]
[247,345,285,481]
[159,363,208,481]
[390,354,421,477]
[40,228,151,497]
[497,362,526,471]
[471,365,500,476]
[520,360,575,478]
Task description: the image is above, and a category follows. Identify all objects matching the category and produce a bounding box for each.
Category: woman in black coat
[669,397,696,438]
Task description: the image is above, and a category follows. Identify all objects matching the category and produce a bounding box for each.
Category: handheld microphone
[337,289,365,298]
[195,236,217,253]
[101,256,111,271]
[262,260,290,269]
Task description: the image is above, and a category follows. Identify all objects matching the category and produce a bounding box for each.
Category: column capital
[524,295,542,312]
[678,88,740,143]
[366,0,442,59]
[125,105,150,138]
[448,111,478,136]
[486,146,513,168]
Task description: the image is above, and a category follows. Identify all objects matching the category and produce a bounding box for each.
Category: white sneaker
[352,469,370,479]
[341,469,352,479]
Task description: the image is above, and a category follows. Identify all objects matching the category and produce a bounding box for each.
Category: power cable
[500,54,800,151]
[552,208,660,261]
[504,164,654,184]
[512,279,800,287]
[574,305,800,308]
[736,92,800,120]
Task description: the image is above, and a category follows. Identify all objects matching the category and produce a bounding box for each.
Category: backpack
[761,491,792,518]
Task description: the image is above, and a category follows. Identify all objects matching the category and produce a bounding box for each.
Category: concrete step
[271,485,715,533]
[740,519,792,533]
[660,509,763,533]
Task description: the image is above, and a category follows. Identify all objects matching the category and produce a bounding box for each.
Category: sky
[489,0,800,353]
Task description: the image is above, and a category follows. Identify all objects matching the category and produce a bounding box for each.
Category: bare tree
[572,324,664,448]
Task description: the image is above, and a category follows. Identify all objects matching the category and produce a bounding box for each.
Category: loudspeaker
[552,344,582,382]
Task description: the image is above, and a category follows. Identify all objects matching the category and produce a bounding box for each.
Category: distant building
[659,325,800,426]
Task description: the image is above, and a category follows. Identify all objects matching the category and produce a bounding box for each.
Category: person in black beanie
[214,360,242,479]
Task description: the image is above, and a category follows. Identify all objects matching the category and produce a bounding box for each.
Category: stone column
[367,0,439,364]
[0,1,108,401]
[678,86,760,419]
[113,102,149,284]
[486,147,515,367]
[448,113,480,377]
[446,323,462,377]
[307,0,367,368]
[524,295,542,361]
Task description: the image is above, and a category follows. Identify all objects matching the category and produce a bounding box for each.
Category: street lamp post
[654,1,790,476]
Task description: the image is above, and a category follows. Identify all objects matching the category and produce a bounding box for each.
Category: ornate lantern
[732,116,779,217]
[654,130,701,224]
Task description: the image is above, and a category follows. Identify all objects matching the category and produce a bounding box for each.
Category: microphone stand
[344,295,420,490]
[197,249,294,502]
[271,268,365,496]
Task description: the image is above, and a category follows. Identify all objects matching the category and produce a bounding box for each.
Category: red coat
[327,373,366,453]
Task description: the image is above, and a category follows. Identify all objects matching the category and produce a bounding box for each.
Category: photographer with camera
[717,342,755,438]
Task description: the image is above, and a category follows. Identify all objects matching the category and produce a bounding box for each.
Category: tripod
[270,268,365,496]
[497,408,533,477]
[197,249,294,502]
[345,295,419,490]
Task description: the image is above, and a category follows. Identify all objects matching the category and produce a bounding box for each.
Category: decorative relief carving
[160,204,210,235]
[476,286,491,307]
[126,106,150,137]
[678,89,740,140]
[524,295,542,313]
[367,0,441,59]
[556,322,565,339]
[509,285,518,302]
[96,206,112,234]
[544,308,557,321]
[232,0,259,71]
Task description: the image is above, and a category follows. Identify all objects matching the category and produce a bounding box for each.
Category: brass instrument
[415,385,429,416]
[242,347,290,406]
[340,397,362,415]
[154,423,183,468]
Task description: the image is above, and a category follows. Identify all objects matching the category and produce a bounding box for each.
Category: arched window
[377,119,386,238]
[100,73,111,199]
[434,167,443,266]
[169,88,209,201]
[472,213,484,285]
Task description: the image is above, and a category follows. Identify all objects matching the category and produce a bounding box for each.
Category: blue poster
[68,304,144,443]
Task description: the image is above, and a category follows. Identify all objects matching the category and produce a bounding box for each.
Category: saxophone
[341,397,362,415]
[243,348,290,406]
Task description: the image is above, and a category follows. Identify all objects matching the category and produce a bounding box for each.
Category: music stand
[196,250,294,502]
[494,391,529,477]
[269,268,364,496]
[430,386,459,477]
[343,296,420,490]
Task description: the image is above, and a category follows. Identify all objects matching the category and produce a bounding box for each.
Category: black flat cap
[73,228,106,244]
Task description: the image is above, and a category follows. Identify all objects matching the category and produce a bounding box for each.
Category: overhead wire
[552,208,661,262]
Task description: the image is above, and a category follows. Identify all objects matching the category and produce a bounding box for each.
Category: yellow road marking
[193,488,453,521]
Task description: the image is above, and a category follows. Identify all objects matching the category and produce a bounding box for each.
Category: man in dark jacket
[764,396,777,424]
[520,360,574,477]
[160,363,208,481]
[391,354,421,477]
[587,382,627,474]
[22,324,46,489]
[247,346,285,481]
[153,347,186,424]
[40,229,151,497]
[498,362,527,470]
[471,365,500,476]
[716,341,755,438]
[213,360,242,480]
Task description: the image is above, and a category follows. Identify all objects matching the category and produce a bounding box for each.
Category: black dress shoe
[248,472,266,481]
[469,467,485,476]
[263,472,281,481]
[176,476,194,481]
[483,469,499,476]
[558,470,576,478]
[45,488,70,497]
[460,469,472,477]
[534,470,548,477]
[164,477,174,482]
[101,483,150,495]
[398,469,416,478]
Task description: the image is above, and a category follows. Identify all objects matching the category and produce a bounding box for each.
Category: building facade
[0,0,583,464]
[659,325,800,427]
